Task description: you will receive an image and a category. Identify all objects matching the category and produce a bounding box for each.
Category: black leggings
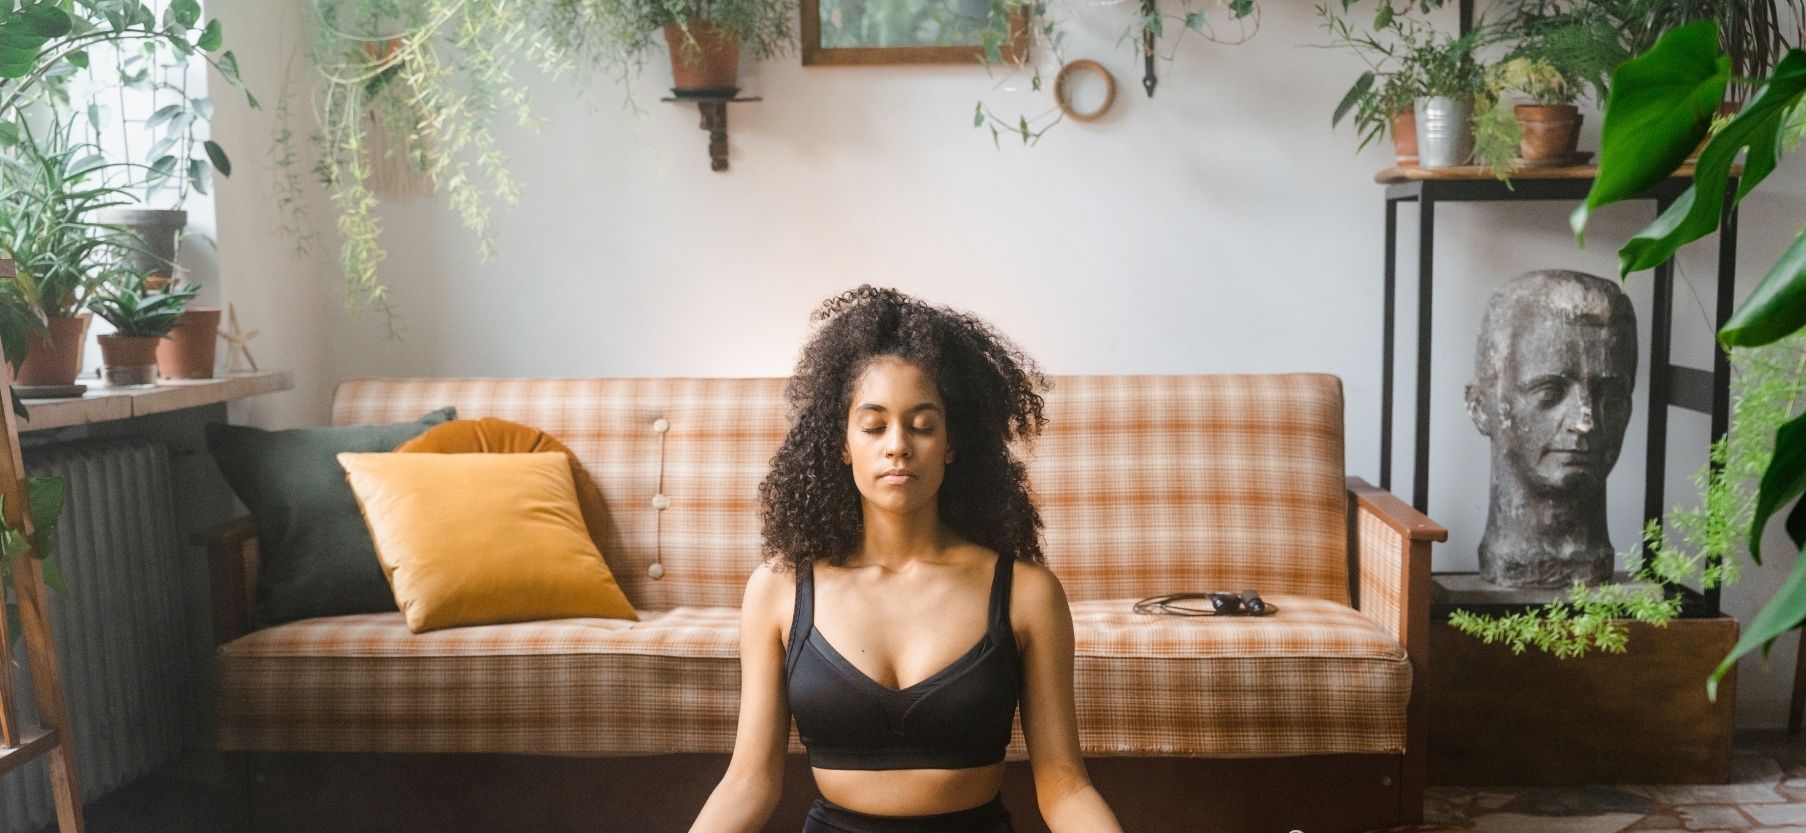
[801,792,1013,833]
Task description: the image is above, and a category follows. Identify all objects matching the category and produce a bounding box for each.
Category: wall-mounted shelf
[17,370,293,432]
[660,94,762,172]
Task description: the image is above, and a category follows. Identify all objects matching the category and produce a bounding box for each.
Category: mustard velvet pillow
[394,417,613,557]
[336,451,639,633]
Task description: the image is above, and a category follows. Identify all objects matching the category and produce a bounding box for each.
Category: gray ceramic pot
[96,208,187,278]
[1414,96,1474,168]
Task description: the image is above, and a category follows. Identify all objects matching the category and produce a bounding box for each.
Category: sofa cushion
[216,596,1409,757]
[206,406,457,627]
[337,451,639,632]
[396,416,618,567]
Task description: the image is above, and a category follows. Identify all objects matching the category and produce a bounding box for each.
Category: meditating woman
[688,286,1124,833]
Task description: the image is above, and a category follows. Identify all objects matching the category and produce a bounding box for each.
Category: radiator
[2,438,190,833]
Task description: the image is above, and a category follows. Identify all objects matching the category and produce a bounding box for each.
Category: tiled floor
[40,730,1806,833]
[1379,730,1806,833]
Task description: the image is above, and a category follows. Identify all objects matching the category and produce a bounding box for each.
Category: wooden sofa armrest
[192,516,259,646]
[1346,476,1444,645]
[1345,475,1445,825]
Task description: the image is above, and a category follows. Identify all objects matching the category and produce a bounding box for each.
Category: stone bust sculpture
[1463,270,1638,588]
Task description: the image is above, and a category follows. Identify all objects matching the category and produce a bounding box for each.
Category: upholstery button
[652,494,671,511]
[648,563,665,579]
[652,418,669,434]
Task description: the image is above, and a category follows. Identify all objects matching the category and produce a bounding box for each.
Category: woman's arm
[688,562,794,833]
[1015,562,1126,833]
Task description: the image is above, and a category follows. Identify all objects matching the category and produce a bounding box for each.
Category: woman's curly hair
[759,285,1050,572]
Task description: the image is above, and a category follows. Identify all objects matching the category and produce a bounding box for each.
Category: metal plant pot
[96,208,186,278]
[1415,96,1474,168]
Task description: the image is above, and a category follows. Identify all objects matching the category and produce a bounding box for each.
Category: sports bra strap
[786,563,814,673]
[988,554,1015,648]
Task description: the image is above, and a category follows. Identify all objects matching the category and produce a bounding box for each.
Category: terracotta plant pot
[1515,104,1583,162]
[663,22,740,93]
[97,333,161,387]
[155,307,222,380]
[16,314,91,387]
[1392,108,1419,166]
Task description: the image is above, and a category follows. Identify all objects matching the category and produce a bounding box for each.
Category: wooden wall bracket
[661,95,762,172]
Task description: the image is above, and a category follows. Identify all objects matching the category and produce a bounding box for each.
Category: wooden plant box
[1425,617,1738,785]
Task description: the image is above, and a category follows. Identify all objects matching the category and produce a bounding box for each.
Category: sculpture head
[1465,270,1637,495]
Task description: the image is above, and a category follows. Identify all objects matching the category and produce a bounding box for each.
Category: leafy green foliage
[0,121,145,318]
[1,474,67,657]
[1570,20,1728,244]
[1564,21,1806,699]
[85,272,198,337]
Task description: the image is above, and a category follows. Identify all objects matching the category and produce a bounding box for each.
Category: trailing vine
[292,0,564,336]
[1449,331,1806,658]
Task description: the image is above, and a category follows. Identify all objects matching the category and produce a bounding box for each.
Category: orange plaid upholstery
[217,596,1407,756]
[216,374,1416,757]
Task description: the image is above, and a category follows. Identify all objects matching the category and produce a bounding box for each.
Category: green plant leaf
[1711,537,1806,701]
[197,17,221,51]
[204,139,230,176]
[1229,0,1253,17]
[1620,48,1806,274]
[17,2,72,38]
[1572,21,1729,242]
[165,0,200,30]
[1334,71,1375,128]
[1720,227,1806,348]
[1748,410,1806,565]
[65,48,86,69]
[187,157,208,195]
[215,49,241,86]
[0,121,18,147]
[145,102,182,130]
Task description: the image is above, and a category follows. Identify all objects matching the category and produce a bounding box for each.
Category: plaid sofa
[201,373,1443,832]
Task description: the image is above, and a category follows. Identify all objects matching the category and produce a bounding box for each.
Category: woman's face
[843,356,953,516]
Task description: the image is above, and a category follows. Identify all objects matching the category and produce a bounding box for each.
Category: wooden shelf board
[1374,163,1719,183]
[0,727,59,778]
[17,370,293,432]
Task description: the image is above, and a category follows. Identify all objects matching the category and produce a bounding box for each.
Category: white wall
[210,0,1806,727]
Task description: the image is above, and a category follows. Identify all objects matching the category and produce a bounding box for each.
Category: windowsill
[16,370,293,432]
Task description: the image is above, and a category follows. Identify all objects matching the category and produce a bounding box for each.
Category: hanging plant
[288,0,569,336]
[974,0,1258,145]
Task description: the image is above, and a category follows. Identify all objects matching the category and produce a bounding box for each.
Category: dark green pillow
[206,407,456,627]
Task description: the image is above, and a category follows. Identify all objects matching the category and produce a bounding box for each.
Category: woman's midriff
[813,763,1006,816]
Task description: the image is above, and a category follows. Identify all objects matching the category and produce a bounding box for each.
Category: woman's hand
[1016,562,1126,833]
[688,562,793,833]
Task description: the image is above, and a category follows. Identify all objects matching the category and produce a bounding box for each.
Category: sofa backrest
[332,373,1348,609]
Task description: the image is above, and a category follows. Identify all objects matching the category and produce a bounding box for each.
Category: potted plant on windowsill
[0,124,145,389]
[86,271,198,388]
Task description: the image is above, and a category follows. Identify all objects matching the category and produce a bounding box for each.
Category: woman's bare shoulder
[742,560,798,640]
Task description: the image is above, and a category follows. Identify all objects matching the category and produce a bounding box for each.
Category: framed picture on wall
[801,0,1030,65]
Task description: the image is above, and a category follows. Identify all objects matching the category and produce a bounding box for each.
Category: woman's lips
[879,473,914,485]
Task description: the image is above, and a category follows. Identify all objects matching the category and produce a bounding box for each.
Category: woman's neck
[855,503,947,570]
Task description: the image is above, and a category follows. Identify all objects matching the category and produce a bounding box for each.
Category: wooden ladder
[0,364,86,832]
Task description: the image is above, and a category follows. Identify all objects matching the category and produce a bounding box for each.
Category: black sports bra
[785,553,1021,770]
